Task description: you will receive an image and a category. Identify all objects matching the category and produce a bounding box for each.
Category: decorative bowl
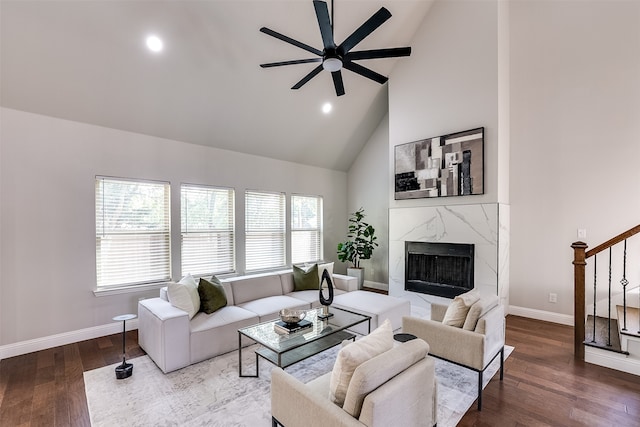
[279,309,306,324]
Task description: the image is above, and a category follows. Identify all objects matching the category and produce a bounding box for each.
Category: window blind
[181,184,235,276]
[245,190,286,271]
[291,195,323,264]
[95,177,171,287]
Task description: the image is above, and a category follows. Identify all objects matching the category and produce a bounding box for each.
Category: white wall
[389,0,501,208]
[0,107,347,346]
[509,1,640,316]
[346,114,389,284]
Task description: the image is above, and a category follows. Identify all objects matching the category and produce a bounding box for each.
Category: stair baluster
[621,239,628,331]
[592,253,597,343]
[607,247,612,347]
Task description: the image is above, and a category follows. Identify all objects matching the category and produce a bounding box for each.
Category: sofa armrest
[333,274,358,292]
[271,368,363,427]
[138,298,191,373]
[402,316,485,370]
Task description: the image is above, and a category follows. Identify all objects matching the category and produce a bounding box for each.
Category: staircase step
[584,315,628,354]
[616,305,640,338]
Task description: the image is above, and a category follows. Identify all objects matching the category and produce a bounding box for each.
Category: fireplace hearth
[405,241,474,298]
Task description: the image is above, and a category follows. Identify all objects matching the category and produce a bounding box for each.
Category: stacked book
[274,319,312,334]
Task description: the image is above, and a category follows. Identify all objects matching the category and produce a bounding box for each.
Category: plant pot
[347,267,364,289]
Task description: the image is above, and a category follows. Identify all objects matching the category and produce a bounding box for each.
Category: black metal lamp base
[115,362,133,379]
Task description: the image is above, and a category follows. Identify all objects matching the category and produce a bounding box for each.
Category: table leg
[238,332,258,378]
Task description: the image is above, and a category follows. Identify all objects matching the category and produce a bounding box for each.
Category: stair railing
[572,224,640,360]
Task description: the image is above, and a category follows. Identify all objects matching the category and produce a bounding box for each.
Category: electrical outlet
[549,293,557,303]
[577,229,587,239]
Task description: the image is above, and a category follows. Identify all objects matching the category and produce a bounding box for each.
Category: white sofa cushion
[333,291,410,332]
[189,305,259,364]
[229,273,284,305]
[238,295,309,321]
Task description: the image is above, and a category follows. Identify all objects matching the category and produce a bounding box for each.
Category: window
[245,190,286,271]
[291,195,323,264]
[96,177,171,288]
[181,184,235,276]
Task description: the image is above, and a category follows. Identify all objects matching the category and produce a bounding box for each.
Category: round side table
[393,333,417,343]
[113,314,136,379]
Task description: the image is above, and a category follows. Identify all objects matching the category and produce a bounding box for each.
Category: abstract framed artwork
[394,127,484,200]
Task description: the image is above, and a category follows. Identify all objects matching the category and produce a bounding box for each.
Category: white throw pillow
[167,274,200,319]
[441,290,480,328]
[317,262,334,285]
[329,318,393,406]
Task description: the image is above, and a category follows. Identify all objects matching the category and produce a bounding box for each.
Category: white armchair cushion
[329,319,393,406]
[442,290,480,327]
[342,339,429,418]
[463,295,499,331]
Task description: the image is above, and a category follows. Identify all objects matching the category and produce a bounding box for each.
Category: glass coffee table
[238,306,371,377]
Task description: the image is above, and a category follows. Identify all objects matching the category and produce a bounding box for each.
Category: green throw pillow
[293,264,320,291]
[198,276,227,314]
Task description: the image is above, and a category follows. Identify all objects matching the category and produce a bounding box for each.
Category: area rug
[85,344,513,426]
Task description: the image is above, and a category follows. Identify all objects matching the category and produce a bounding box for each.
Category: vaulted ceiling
[1,1,433,171]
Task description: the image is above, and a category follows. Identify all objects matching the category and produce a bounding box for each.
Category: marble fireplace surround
[389,203,509,312]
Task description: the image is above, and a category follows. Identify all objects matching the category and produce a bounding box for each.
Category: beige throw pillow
[167,274,200,319]
[329,319,393,407]
[441,290,480,328]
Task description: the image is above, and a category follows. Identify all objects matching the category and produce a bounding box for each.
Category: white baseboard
[585,346,640,376]
[362,280,389,291]
[508,305,573,326]
[0,319,139,361]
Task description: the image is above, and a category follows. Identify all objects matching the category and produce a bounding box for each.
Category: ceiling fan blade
[313,0,335,50]
[343,61,388,84]
[292,64,324,89]
[260,27,323,56]
[260,58,322,68]
[346,47,411,61]
[338,7,392,54]
[332,71,345,96]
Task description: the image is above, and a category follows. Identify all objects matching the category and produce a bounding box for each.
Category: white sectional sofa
[138,270,358,373]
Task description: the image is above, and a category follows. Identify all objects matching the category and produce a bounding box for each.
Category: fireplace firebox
[405,241,474,298]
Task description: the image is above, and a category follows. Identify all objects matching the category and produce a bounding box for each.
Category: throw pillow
[441,290,480,328]
[198,276,227,314]
[462,294,499,331]
[329,318,393,407]
[293,264,319,291]
[167,274,200,319]
[317,262,334,285]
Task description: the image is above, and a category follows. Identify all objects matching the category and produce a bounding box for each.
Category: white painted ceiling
[1,0,433,171]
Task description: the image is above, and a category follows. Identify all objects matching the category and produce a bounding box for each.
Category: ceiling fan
[259,0,411,96]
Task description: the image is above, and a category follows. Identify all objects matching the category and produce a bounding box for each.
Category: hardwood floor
[1,316,639,426]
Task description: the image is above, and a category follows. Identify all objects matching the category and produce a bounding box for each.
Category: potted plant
[337,208,378,287]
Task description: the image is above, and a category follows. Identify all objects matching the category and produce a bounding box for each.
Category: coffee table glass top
[238,307,370,353]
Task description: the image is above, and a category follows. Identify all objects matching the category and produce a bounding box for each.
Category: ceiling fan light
[322,57,342,72]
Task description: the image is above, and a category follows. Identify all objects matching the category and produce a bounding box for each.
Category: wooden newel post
[572,241,588,360]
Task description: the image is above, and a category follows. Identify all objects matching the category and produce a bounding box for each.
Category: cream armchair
[402,295,505,411]
[271,339,437,427]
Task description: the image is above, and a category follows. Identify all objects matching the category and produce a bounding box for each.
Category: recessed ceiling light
[322,103,332,114]
[146,35,163,52]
